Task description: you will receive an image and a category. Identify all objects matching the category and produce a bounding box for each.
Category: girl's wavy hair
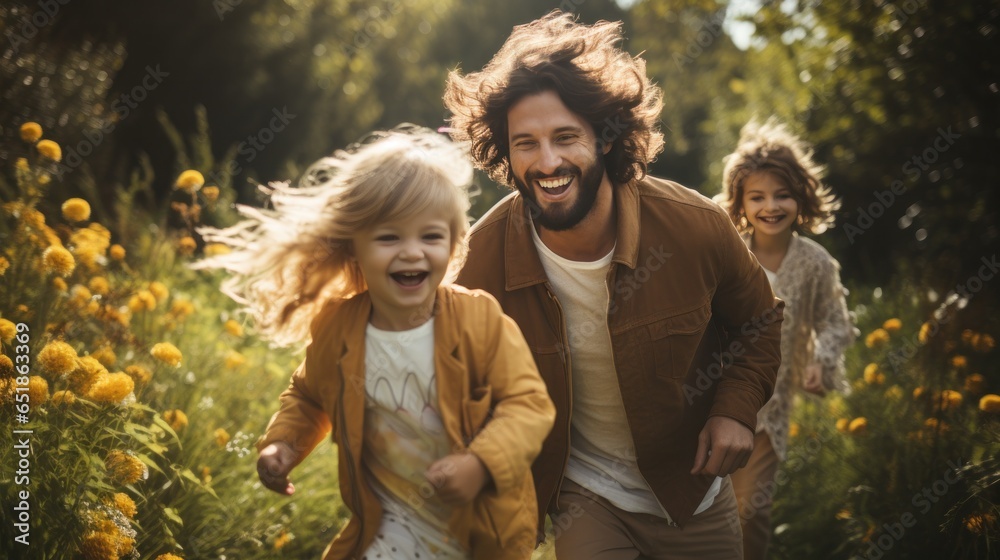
[194,125,473,347]
[715,118,840,235]
[444,10,664,187]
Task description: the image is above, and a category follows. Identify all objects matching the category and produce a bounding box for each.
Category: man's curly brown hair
[444,11,664,187]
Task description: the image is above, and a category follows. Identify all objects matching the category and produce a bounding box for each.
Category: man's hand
[691,416,754,477]
[257,442,298,495]
[803,363,826,396]
[425,452,491,505]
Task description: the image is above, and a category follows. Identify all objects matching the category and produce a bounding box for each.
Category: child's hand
[425,452,491,505]
[803,363,826,396]
[258,442,298,495]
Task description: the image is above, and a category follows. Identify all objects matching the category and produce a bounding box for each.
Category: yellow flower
[835,509,853,520]
[78,531,118,560]
[202,185,220,202]
[865,328,890,348]
[38,340,79,375]
[923,417,948,433]
[0,354,13,376]
[20,122,42,143]
[70,284,93,305]
[27,376,49,407]
[204,243,231,257]
[178,236,197,256]
[67,356,108,393]
[42,245,75,276]
[148,281,169,302]
[223,319,244,337]
[918,322,933,344]
[169,299,194,319]
[105,493,137,519]
[0,378,15,405]
[937,389,963,411]
[52,277,68,292]
[175,170,205,192]
[163,409,189,431]
[882,318,902,332]
[972,333,995,353]
[105,450,146,486]
[836,418,850,433]
[36,139,62,161]
[127,290,157,312]
[124,365,152,388]
[214,428,230,447]
[274,529,292,550]
[109,244,126,261]
[951,355,968,369]
[224,350,247,369]
[788,422,800,437]
[885,385,903,401]
[0,256,9,276]
[61,198,92,222]
[200,465,212,484]
[0,319,16,343]
[863,363,882,385]
[69,225,111,270]
[87,372,135,404]
[91,346,117,368]
[964,373,986,395]
[964,513,997,535]
[980,394,1000,414]
[51,390,76,406]
[155,554,185,560]
[88,276,110,296]
[912,386,925,399]
[848,417,868,435]
[962,329,975,345]
[15,157,29,172]
[151,342,183,367]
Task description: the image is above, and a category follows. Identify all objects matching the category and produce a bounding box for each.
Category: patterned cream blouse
[743,232,857,460]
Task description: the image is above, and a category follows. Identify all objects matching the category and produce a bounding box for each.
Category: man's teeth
[538,177,572,189]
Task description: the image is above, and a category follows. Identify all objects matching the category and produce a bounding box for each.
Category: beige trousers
[553,476,743,559]
[730,431,781,560]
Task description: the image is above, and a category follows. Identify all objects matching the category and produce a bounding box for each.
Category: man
[445,11,782,559]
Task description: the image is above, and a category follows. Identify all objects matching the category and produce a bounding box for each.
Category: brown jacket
[456,176,783,530]
[256,285,556,559]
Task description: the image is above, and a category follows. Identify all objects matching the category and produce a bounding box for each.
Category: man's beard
[513,147,606,232]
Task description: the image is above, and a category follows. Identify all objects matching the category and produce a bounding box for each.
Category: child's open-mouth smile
[390,270,430,289]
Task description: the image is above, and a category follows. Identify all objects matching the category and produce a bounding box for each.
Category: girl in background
[197,126,554,560]
[715,118,857,560]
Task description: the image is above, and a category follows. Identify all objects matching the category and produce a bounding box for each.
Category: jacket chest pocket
[645,304,712,380]
[462,385,493,444]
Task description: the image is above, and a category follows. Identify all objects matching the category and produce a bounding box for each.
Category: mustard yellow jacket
[257,285,556,559]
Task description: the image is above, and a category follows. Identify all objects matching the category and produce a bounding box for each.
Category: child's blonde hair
[196,125,473,347]
[716,117,840,234]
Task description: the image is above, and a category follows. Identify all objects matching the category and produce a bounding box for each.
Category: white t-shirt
[531,225,721,521]
[361,319,468,559]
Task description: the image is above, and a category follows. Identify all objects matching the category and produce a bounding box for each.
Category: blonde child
[715,119,856,560]
[197,127,555,560]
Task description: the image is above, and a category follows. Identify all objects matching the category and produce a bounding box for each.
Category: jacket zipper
[338,360,365,556]
[546,286,574,509]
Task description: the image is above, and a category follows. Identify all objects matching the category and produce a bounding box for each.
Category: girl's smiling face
[352,206,454,331]
[741,172,800,237]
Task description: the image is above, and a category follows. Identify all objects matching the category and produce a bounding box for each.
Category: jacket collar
[503,180,642,292]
